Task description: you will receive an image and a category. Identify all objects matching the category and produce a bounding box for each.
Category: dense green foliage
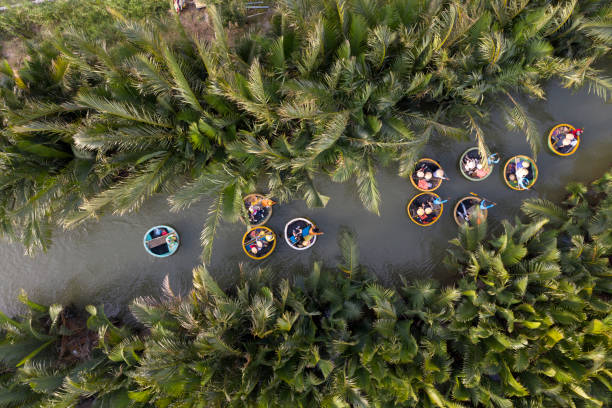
[1,0,611,257]
[0,171,610,407]
[0,0,168,41]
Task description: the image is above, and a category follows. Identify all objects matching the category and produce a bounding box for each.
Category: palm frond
[200,191,224,263]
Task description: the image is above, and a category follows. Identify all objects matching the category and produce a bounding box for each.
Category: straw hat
[416,170,425,178]
[416,208,425,216]
[521,161,530,168]
[562,138,571,146]
[434,169,444,178]
[424,172,433,180]
[425,207,433,215]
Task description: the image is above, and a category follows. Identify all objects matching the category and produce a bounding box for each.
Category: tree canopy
[0,169,610,407]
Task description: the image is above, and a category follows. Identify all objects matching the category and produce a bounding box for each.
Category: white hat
[434,169,444,178]
[416,170,425,178]
[424,172,433,180]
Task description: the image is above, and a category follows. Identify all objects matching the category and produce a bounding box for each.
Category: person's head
[521,161,530,168]
[425,207,433,215]
[476,163,482,170]
[416,170,425,178]
[424,172,433,180]
[576,128,583,136]
[509,174,516,181]
[562,138,571,146]
[250,247,258,254]
[434,169,444,178]
[566,133,575,140]
[465,161,475,170]
[416,208,425,216]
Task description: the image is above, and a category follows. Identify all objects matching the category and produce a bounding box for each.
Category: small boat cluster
[239,197,324,260]
[407,122,582,227]
[143,123,583,256]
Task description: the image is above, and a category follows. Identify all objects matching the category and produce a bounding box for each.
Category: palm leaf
[200,191,224,263]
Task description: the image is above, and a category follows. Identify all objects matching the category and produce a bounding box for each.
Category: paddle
[469,192,497,206]
[243,235,274,247]
[469,192,497,210]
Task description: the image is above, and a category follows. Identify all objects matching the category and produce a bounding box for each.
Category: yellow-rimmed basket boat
[410,158,445,192]
[406,192,444,227]
[548,123,580,156]
[453,196,488,227]
[242,226,276,260]
[503,155,538,191]
[243,193,274,226]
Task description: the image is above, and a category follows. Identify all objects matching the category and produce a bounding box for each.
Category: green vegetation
[0,0,611,258]
[0,171,610,407]
[0,0,168,41]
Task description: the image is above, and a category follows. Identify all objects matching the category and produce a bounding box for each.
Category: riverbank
[0,82,610,315]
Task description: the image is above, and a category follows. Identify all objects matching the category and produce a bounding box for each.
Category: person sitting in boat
[434,169,447,180]
[556,132,579,153]
[289,226,303,246]
[474,163,489,178]
[415,207,428,223]
[458,202,470,222]
[300,225,323,247]
[516,167,530,189]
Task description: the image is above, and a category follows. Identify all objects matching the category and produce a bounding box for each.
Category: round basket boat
[410,158,445,192]
[406,192,444,227]
[453,196,488,227]
[459,147,493,181]
[143,225,179,258]
[244,193,274,226]
[548,123,580,156]
[284,218,320,250]
[242,226,277,260]
[503,155,538,191]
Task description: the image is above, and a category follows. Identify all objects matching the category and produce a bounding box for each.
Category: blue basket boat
[143,225,180,257]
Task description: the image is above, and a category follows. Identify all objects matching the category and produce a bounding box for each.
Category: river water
[0,83,610,315]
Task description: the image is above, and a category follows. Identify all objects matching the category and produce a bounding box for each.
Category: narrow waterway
[0,83,610,315]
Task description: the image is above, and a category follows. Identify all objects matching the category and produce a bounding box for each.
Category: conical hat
[425,207,433,214]
[424,172,433,180]
[416,208,425,216]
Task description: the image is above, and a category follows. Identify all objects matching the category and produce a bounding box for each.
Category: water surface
[0,83,610,314]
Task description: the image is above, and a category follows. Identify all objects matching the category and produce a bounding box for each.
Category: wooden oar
[469,192,497,206]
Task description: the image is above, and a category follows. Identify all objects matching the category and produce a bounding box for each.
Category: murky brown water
[0,83,610,315]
